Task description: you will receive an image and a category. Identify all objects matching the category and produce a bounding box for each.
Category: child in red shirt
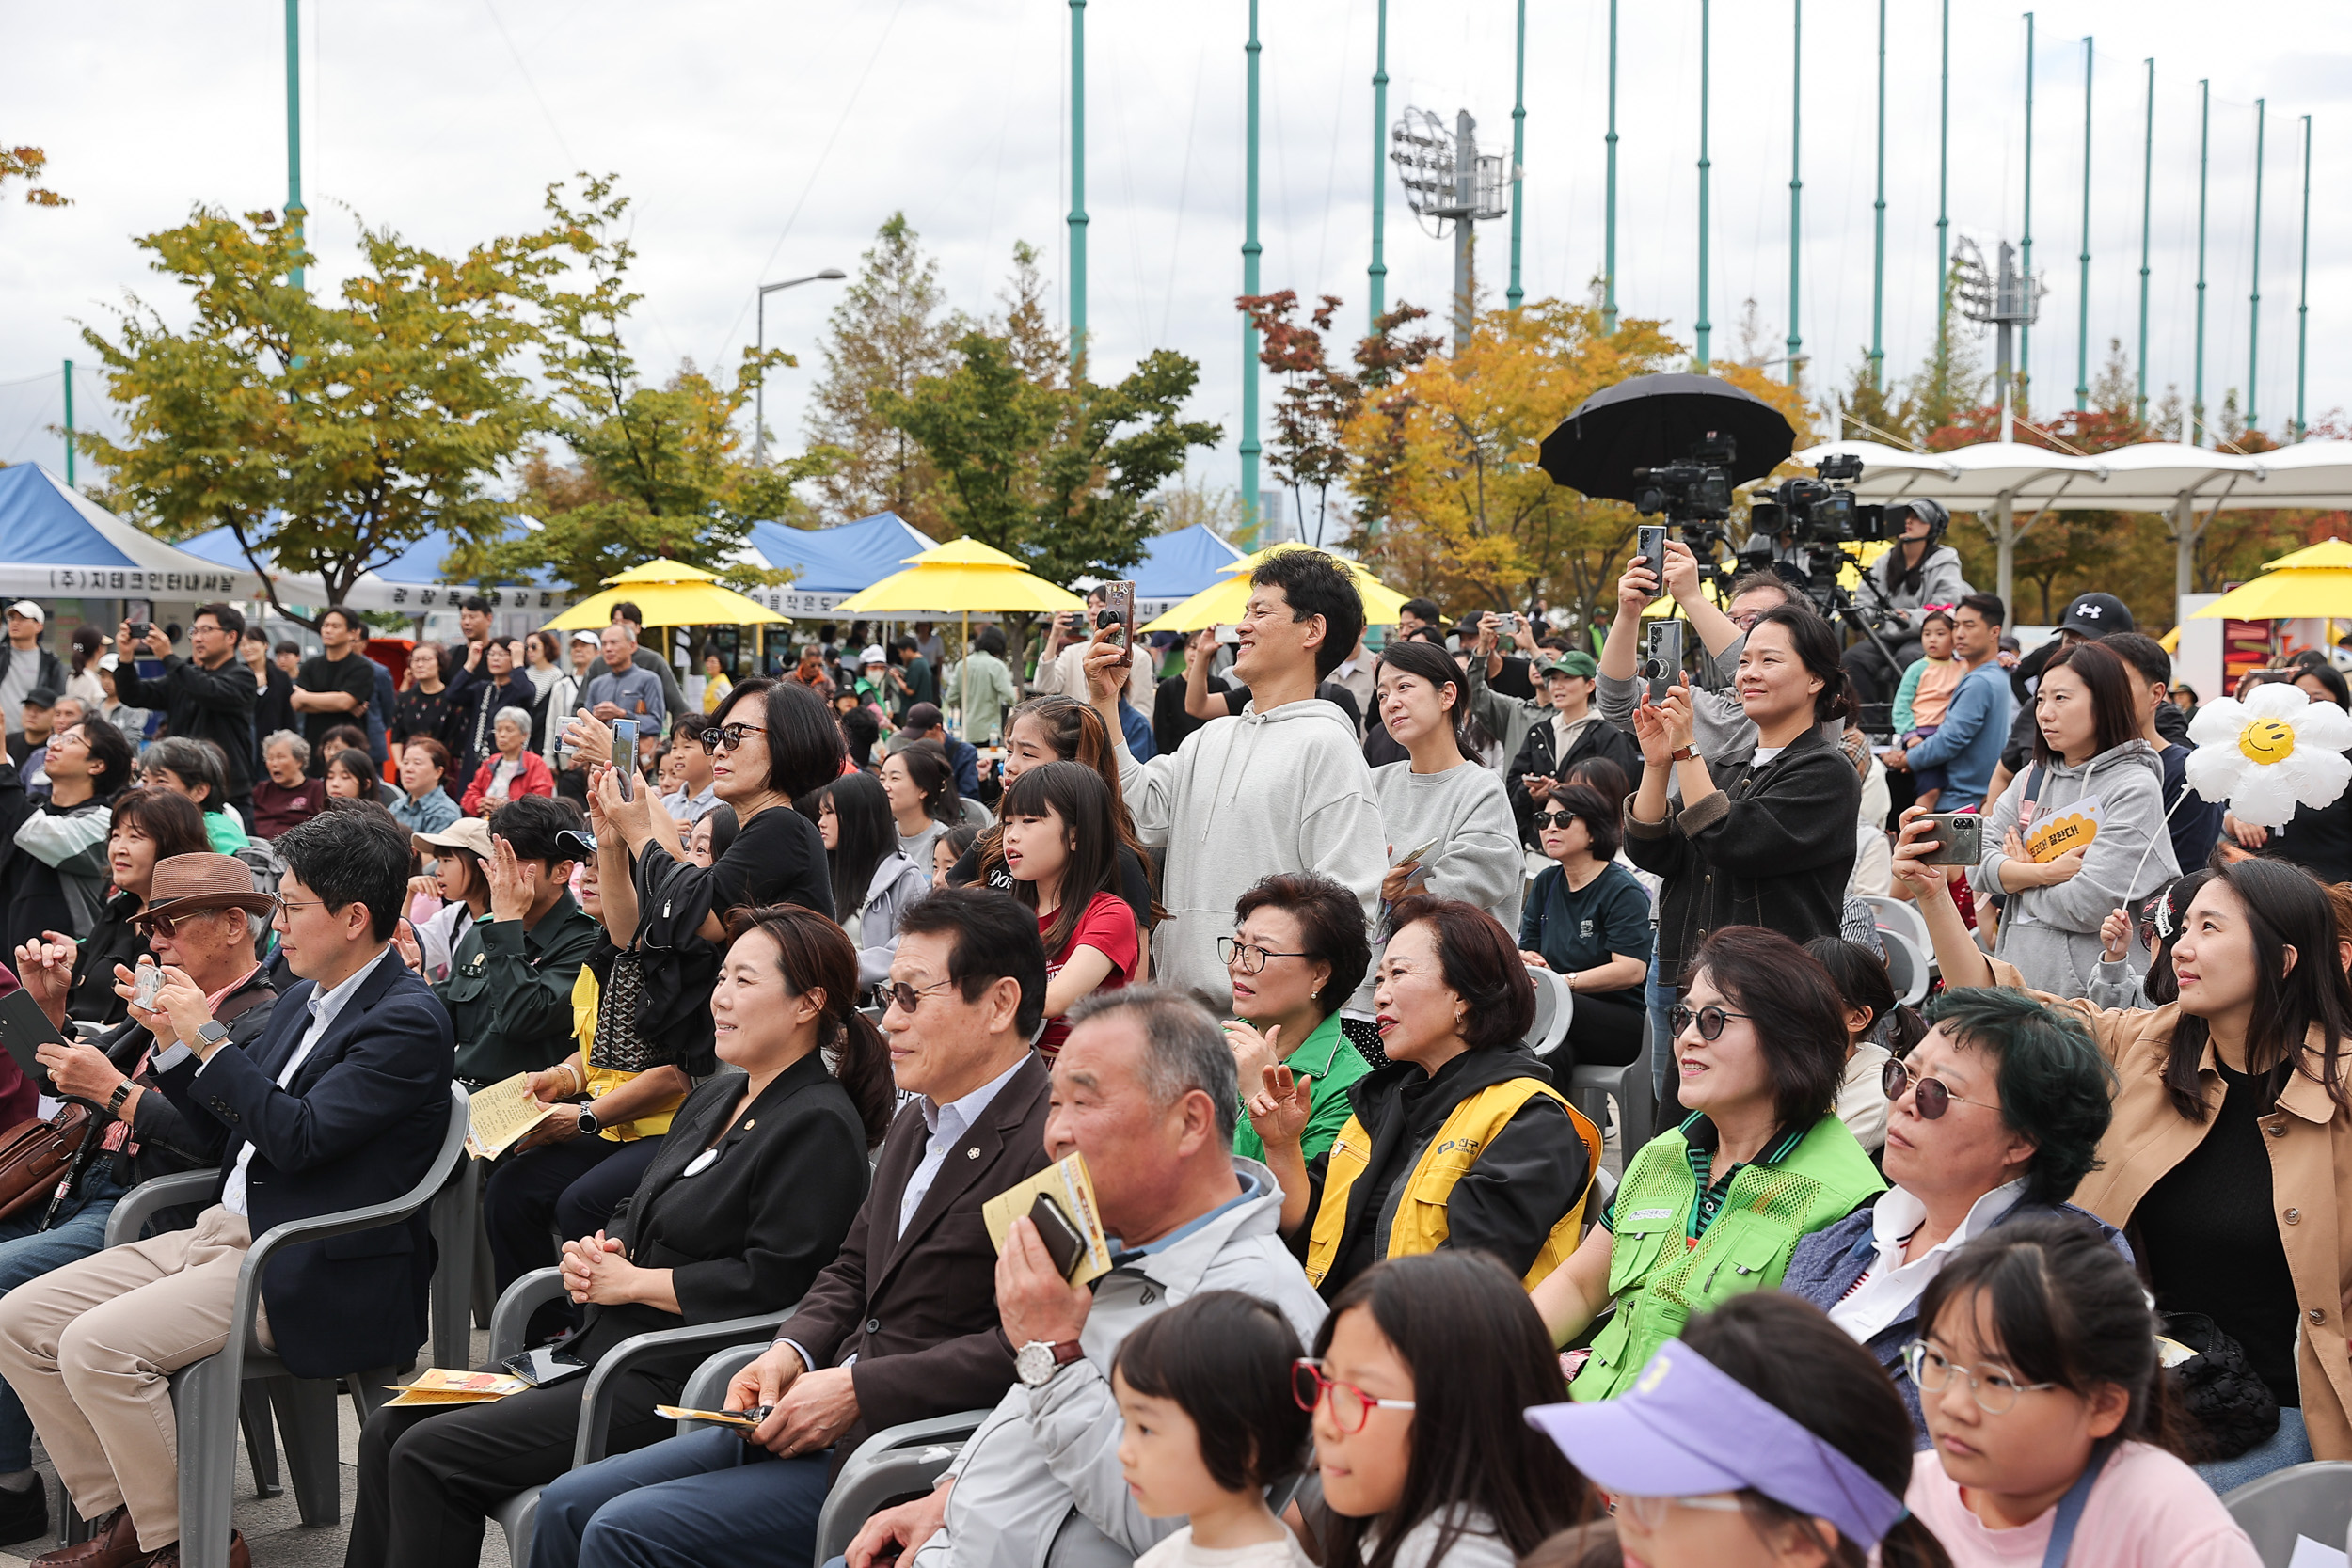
[1002,761,1138,1054]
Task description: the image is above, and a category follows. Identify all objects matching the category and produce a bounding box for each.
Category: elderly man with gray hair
[458,703,556,817]
[847,984,1327,1568]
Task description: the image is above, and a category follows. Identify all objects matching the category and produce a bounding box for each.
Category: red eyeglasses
[1291,1359,1416,1433]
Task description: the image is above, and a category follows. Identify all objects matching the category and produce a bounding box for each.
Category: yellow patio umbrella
[835,538,1086,731]
[2191,537,2352,621]
[1137,544,1409,633]
[543,558,790,631]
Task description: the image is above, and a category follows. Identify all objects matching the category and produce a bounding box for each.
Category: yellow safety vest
[1304,1079,1603,1291]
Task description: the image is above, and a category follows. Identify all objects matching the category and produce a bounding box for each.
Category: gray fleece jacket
[1372,758,1524,933]
[1970,741,2180,997]
[1116,696,1386,1011]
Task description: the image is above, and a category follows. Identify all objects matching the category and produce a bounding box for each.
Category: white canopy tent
[1792,439,2352,613]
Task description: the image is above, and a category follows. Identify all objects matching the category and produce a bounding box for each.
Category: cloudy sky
[5,0,2347,520]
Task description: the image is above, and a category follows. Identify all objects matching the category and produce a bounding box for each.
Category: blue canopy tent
[0,466,259,599]
[1120,524,1247,618]
[179,519,561,613]
[741,512,939,615]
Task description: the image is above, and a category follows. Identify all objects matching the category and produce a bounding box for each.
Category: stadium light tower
[1391,106,1511,355]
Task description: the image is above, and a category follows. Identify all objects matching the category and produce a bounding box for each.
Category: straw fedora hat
[135,852,277,927]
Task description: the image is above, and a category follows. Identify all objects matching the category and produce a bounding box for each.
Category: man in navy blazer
[0,806,454,1568]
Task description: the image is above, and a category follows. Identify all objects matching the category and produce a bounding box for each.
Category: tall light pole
[1507,0,1527,312]
[1695,0,1712,372]
[62,360,73,487]
[2248,98,2265,434]
[1869,0,1885,390]
[1068,0,1089,370]
[1786,0,1803,388]
[2194,78,2210,445]
[753,270,847,463]
[2020,11,2035,413]
[2296,114,2312,441]
[1369,0,1388,331]
[2137,58,2153,425]
[1936,0,1949,368]
[2074,37,2091,414]
[285,0,304,291]
[1603,0,1619,334]
[1241,0,1263,530]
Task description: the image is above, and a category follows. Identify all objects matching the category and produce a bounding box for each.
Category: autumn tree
[803,214,963,529]
[1239,292,1360,548]
[1,147,66,206]
[80,202,555,619]
[476,176,806,597]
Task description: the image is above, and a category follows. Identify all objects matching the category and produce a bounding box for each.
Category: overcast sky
[5,0,2348,521]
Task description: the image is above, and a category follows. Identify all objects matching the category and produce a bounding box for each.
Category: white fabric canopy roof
[1792,439,2352,513]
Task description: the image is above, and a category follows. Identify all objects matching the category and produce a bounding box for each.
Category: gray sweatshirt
[1970,741,2180,998]
[1372,759,1525,933]
[1116,697,1387,1011]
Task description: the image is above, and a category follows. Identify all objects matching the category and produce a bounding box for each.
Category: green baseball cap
[1542,651,1598,678]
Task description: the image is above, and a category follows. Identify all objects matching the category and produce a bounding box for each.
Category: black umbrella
[1537,373,1796,502]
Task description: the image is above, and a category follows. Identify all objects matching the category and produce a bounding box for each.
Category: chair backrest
[2220,1460,2352,1566]
[1862,895,1932,956]
[1522,966,1573,1058]
[1879,928,1931,1006]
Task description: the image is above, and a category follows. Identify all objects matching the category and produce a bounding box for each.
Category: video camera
[1744,452,1884,547]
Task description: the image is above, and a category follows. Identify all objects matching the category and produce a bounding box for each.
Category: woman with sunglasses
[1530,927,1884,1400]
[1783,987,2121,1440]
[1518,783,1650,1069]
[1896,824,2352,1482]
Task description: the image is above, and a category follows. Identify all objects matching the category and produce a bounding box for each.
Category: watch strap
[105,1082,133,1117]
[195,1020,231,1046]
[1670,745,1697,762]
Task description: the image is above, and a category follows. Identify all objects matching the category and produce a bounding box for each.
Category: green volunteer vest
[1567,1112,1883,1402]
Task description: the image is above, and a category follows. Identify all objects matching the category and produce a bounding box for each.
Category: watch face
[1016,1341,1054,1386]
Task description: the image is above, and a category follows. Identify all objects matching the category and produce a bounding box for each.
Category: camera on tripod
[1630,432,1738,524]
[1747,451,1884,546]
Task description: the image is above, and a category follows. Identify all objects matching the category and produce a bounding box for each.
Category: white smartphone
[610,718,639,800]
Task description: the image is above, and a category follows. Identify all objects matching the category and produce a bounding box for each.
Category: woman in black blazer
[346,905,896,1568]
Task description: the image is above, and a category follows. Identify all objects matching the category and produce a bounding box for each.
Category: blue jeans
[2192,1406,2312,1496]
[0,1191,122,1472]
[1645,959,1677,1103]
[531,1426,834,1568]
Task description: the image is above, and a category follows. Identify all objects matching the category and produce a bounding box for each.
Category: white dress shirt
[1827,1178,2027,1344]
[210,945,392,1218]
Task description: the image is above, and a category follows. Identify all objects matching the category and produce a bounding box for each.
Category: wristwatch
[105,1083,134,1117]
[1669,745,1697,762]
[1016,1338,1085,1387]
[576,1105,601,1137]
[193,1020,230,1055]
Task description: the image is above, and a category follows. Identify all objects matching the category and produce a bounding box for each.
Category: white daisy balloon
[2183,681,2352,829]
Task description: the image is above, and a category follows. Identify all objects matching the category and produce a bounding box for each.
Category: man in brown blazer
[530,886,1053,1568]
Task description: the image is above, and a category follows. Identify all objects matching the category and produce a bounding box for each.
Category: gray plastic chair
[2222,1460,2352,1567]
[69,1083,475,1568]
[485,1267,798,1564]
[1565,1010,1657,1162]
[813,1410,993,1568]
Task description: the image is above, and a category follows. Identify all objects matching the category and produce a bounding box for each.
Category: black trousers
[1842,634,1924,707]
[483,1136,662,1296]
[345,1368,681,1568]
[1561,993,1646,1069]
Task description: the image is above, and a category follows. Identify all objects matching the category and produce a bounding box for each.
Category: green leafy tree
[476,177,812,597]
[79,203,555,618]
[803,214,963,529]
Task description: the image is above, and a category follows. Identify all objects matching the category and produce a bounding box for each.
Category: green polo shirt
[1231,1012,1373,1165]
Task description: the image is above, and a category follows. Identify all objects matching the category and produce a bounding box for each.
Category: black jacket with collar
[113,651,259,798]
[151,948,455,1379]
[1622,725,1862,977]
[1504,709,1644,847]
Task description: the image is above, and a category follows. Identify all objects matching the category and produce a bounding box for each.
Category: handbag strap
[2038,1437,2118,1568]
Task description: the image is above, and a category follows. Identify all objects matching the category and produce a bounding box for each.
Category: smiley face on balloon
[2184,682,2352,830]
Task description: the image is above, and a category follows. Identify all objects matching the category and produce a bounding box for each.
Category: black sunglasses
[1533,809,1580,829]
[1669,1004,1753,1041]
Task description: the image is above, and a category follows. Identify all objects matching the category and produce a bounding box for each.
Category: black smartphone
[1643,620,1684,705]
[500,1346,589,1387]
[1636,525,1668,589]
[1027,1192,1088,1280]
[0,991,63,1093]
[1916,813,1984,867]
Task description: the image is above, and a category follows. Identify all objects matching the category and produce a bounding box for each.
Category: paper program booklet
[384,1369,529,1406]
[466,1071,567,1160]
[980,1150,1114,1285]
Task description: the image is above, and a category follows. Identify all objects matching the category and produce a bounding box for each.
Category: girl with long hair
[879,741,959,871]
[1000,761,1137,1053]
[1970,640,2179,996]
[1368,641,1523,934]
[818,771,930,987]
[1304,1253,1592,1568]
[324,747,382,804]
[1898,828,2352,1480]
[1906,1217,2259,1567]
[950,694,1158,934]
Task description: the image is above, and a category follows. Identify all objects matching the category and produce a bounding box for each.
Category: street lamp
[754,269,848,463]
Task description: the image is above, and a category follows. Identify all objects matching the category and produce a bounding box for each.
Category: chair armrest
[103,1168,221,1248]
[571,1306,798,1466]
[816,1410,993,1566]
[678,1340,768,1419]
[487,1269,567,1364]
[839,1409,993,1465]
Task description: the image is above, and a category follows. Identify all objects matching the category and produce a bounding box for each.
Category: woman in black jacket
[1623,604,1863,1057]
[346,903,894,1568]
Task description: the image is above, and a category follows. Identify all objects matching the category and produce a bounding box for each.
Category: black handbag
[2160,1311,2280,1462]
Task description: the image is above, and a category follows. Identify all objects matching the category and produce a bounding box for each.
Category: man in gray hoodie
[1085,551,1388,1012]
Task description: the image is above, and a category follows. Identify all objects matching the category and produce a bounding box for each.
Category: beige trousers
[0,1205,270,1552]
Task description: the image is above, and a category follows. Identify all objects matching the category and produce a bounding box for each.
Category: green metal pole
[2248,98,2265,433]
[2074,38,2091,412]
[1241,0,1262,528]
[1603,0,1619,334]
[1786,0,1802,387]
[1068,0,1088,371]
[1937,0,1949,367]
[1507,0,1526,312]
[1869,0,1884,389]
[2137,58,2153,425]
[1369,0,1387,331]
[2195,78,2209,445]
[2020,11,2033,414]
[285,0,303,292]
[2296,114,2312,441]
[1696,0,1711,372]
[61,360,73,487]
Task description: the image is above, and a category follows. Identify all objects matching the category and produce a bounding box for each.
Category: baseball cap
[1524,1338,1908,1552]
[411,817,494,863]
[23,687,57,709]
[903,702,944,733]
[98,654,119,673]
[1541,651,1599,679]
[860,645,887,666]
[570,628,601,647]
[6,601,44,625]
[2058,592,2133,636]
